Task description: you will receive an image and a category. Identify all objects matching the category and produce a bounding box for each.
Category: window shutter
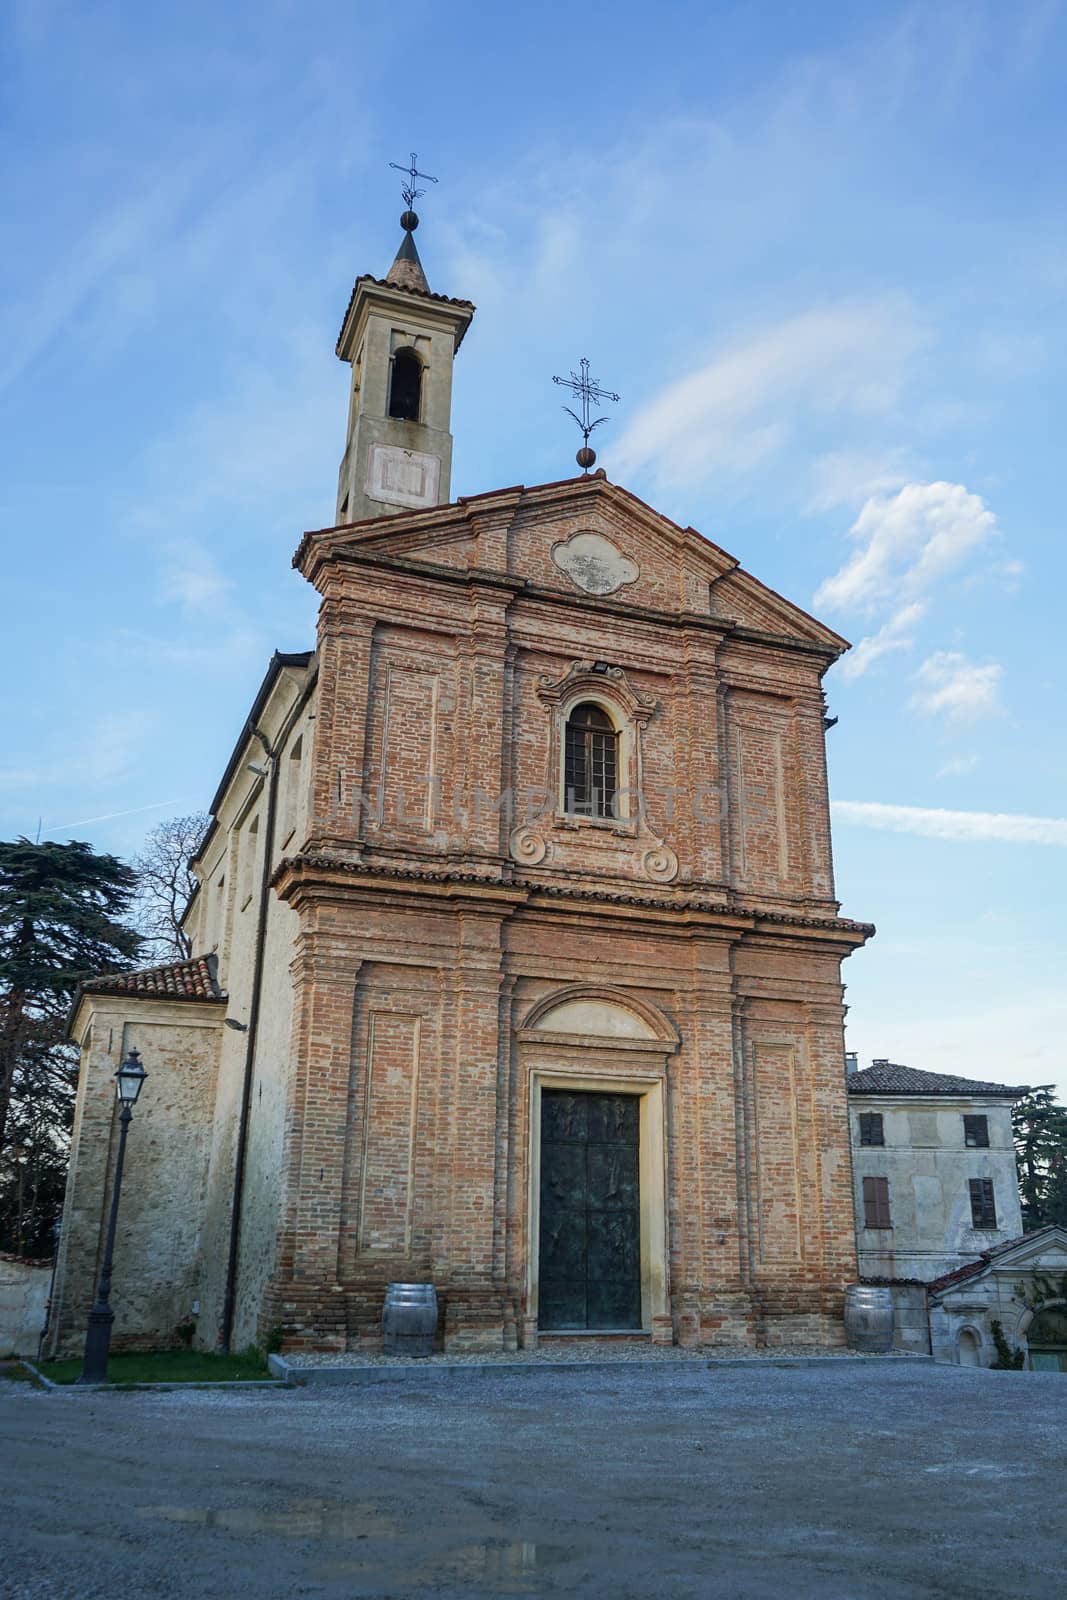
[863,1175,891,1229]
[969,1178,997,1229]
[963,1115,989,1148]
[859,1113,884,1147]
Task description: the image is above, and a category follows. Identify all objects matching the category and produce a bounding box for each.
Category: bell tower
[334,171,475,526]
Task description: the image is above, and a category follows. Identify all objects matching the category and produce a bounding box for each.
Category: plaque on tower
[366,443,442,510]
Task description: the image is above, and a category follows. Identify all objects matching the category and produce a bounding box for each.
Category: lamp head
[115,1048,147,1106]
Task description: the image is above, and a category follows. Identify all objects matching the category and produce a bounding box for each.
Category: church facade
[47,213,873,1359]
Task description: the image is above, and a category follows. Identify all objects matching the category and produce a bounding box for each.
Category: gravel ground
[284,1342,911,1367]
[1,1360,1063,1599]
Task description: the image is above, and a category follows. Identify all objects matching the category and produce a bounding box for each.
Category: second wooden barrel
[382,1282,438,1358]
[843,1285,895,1353]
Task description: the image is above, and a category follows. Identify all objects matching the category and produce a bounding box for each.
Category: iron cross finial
[389,151,439,211]
[552,358,621,473]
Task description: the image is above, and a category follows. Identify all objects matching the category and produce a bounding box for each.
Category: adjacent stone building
[843,1056,1062,1364]
[47,210,874,1359]
[847,1058,1024,1282]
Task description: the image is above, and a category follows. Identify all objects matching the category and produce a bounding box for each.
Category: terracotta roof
[846,1061,1026,1098]
[335,273,475,354]
[385,230,429,295]
[927,1225,1066,1293]
[81,953,226,1003]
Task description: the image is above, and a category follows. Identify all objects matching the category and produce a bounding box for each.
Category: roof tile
[846,1060,1026,1098]
[82,953,226,1003]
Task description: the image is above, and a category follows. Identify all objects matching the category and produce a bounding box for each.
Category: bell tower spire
[334,155,474,525]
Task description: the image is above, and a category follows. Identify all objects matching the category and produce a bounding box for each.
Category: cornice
[271,852,874,947]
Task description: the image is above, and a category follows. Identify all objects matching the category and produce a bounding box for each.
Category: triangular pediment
[987,1227,1067,1276]
[295,475,847,655]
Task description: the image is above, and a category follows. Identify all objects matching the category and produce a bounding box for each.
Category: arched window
[388,347,422,421]
[564,702,619,818]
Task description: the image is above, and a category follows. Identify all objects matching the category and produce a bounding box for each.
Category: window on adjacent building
[859,1113,885,1147]
[564,702,619,819]
[969,1178,997,1229]
[963,1114,990,1148]
[862,1175,891,1229]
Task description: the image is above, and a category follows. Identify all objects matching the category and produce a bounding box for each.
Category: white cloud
[839,601,926,680]
[815,481,998,613]
[910,651,1003,722]
[609,299,923,495]
[831,800,1067,847]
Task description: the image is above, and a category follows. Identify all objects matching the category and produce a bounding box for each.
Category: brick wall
[268,476,870,1352]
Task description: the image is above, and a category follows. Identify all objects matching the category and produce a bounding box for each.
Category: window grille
[859,1113,884,1147]
[963,1115,989,1148]
[564,703,619,819]
[862,1175,891,1229]
[969,1177,997,1229]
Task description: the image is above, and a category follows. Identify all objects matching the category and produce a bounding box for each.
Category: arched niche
[957,1327,982,1367]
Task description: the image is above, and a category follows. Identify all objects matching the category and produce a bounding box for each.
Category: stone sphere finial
[400,209,419,232]
[576,446,597,472]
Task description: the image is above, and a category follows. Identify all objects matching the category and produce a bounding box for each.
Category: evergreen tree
[0,838,142,1254]
[1012,1085,1067,1230]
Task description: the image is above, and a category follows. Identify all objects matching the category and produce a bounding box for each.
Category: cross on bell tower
[333,155,475,524]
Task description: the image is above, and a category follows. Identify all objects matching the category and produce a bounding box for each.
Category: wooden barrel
[382,1283,438,1358]
[844,1285,895,1353]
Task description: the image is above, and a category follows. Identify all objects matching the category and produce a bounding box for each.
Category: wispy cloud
[831,800,1067,846]
[805,449,912,514]
[910,651,1003,722]
[48,799,185,832]
[815,481,998,614]
[839,601,927,681]
[160,542,231,615]
[610,298,925,496]
[936,754,979,779]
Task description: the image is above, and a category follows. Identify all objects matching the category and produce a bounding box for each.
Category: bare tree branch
[131,813,210,963]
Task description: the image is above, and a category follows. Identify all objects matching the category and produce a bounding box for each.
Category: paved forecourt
[0,1362,1063,1599]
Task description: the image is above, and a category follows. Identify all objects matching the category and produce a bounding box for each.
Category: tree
[131,812,209,963]
[1012,1086,1067,1231]
[0,838,142,1255]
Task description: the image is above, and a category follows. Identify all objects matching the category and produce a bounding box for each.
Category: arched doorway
[1027,1304,1067,1372]
[518,986,679,1342]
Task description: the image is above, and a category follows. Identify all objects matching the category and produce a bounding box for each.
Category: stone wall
[45,997,222,1359]
[0,1255,52,1358]
[851,1097,1022,1280]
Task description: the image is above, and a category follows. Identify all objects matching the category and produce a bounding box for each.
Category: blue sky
[2,0,1065,1097]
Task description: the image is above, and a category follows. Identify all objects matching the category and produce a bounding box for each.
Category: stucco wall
[192,680,315,1351]
[0,1255,52,1357]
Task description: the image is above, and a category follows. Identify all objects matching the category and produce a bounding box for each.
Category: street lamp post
[76,1048,147,1385]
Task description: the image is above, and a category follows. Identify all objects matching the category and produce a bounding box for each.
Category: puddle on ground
[318,1539,578,1592]
[141,1499,398,1539]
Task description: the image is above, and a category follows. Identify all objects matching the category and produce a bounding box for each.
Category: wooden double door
[537,1089,642,1331]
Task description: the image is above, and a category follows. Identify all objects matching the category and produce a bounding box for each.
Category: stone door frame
[519,1058,672,1345]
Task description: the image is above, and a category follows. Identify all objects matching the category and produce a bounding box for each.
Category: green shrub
[990,1319,1025,1370]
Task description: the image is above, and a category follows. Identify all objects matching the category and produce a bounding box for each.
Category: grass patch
[37,1348,271,1386]
[0,1362,35,1383]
